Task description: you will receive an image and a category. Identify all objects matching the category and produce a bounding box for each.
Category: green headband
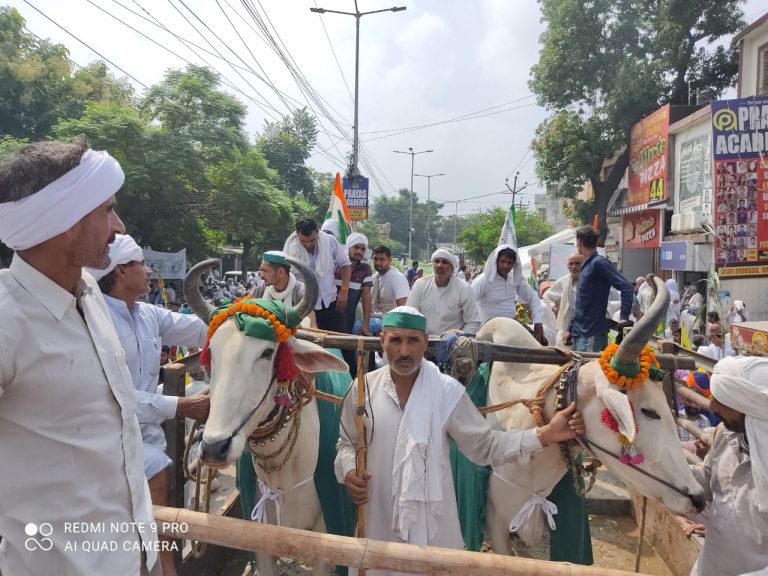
[382,311,427,332]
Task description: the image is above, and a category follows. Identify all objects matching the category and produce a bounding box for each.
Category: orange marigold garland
[598,343,661,390]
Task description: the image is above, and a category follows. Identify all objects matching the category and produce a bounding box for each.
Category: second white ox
[479,276,706,554]
[184,258,348,576]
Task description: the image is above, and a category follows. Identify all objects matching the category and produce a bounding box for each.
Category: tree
[457,207,554,263]
[258,108,319,201]
[530,0,744,233]
[370,189,442,260]
[354,219,406,257]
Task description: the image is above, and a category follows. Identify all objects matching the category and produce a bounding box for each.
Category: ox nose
[200,438,232,463]
[690,492,706,513]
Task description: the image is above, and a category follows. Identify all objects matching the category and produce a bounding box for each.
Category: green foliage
[457,207,554,263]
[369,189,443,260]
[354,219,406,256]
[530,0,744,226]
[0,134,28,161]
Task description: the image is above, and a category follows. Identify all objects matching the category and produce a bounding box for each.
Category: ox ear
[595,370,638,443]
[288,337,349,373]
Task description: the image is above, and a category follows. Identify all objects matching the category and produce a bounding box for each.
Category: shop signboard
[628,104,670,207]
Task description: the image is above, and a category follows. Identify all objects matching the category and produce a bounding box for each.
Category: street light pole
[394,147,434,260]
[310,3,406,176]
[415,172,445,254]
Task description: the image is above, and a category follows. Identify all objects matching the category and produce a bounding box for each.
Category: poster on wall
[678,133,712,211]
[628,104,670,207]
[143,248,187,280]
[711,96,768,277]
[622,209,662,248]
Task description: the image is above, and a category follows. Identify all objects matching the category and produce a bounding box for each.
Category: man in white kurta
[334,307,585,576]
[471,244,545,343]
[688,356,768,576]
[543,252,583,346]
[406,248,481,334]
[0,142,158,575]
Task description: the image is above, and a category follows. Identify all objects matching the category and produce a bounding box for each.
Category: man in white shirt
[356,245,410,336]
[0,141,158,575]
[543,252,584,346]
[472,244,546,343]
[406,248,481,334]
[283,216,351,333]
[87,233,209,576]
[335,307,585,575]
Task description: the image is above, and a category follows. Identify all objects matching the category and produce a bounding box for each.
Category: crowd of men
[0,141,765,576]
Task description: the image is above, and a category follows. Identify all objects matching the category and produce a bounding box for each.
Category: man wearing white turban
[87,233,209,576]
[688,356,768,576]
[0,141,159,574]
[406,248,481,334]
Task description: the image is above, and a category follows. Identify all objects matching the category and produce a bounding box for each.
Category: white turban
[85,234,144,281]
[710,356,768,511]
[431,248,459,271]
[345,232,368,249]
[0,149,124,251]
[321,219,339,237]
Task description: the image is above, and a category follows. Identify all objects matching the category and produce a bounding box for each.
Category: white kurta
[690,427,768,576]
[406,275,481,334]
[543,274,577,346]
[335,363,541,576]
[0,255,157,575]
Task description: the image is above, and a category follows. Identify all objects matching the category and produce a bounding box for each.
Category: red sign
[628,104,670,207]
[622,209,661,248]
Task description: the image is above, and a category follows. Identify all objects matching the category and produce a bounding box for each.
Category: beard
[389,357,421,376]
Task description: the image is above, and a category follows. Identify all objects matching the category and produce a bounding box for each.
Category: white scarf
[263,273,298,307]
[0,149,124,251]
[283,230,333,281]
[556,275,577,333]
[710,356,768,512]
[391,359,464,544]
[472,243,523,299]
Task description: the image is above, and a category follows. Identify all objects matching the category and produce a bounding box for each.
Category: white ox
[184,258,348,576]
[479,276,706,555]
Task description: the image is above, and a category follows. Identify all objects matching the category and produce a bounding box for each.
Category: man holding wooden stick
[334,306,585,576]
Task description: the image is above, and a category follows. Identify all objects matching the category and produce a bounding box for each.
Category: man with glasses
[543,252,584,347]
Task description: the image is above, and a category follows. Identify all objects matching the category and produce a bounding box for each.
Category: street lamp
[415,173,445,254]
[310,3,406,176]
[394,147,434,259]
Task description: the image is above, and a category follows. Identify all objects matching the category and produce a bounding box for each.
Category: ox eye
[641,408,661,420]
[260,348,274,360]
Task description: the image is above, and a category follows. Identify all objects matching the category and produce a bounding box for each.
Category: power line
[311,0,354,104]
[22,0,149,89]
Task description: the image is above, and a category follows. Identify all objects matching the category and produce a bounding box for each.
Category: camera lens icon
[24,522,54,551]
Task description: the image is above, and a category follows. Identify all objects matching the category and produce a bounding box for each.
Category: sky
[7,0,767,219]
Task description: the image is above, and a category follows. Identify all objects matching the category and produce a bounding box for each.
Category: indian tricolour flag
[499,203,518,249]
[325,172,353,244]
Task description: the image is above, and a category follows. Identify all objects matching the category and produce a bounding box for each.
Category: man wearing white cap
[335,232,373,335]
[335,306,585,573]
[472,244,546,343]
[87,233,209,576]
[687,356,768,576]
[406,248,481,334]
[0,141,159,574]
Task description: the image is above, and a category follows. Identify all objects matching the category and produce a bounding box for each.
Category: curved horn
[184,258,219,324]
[615,274,669,362]
[285,256,318,320]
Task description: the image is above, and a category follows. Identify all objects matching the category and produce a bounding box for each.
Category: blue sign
[659,241,689,270]
[711,96,768,160]
[342,176,369,221]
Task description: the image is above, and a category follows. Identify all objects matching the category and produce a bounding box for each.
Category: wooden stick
[676,417,711,444]
[674,382,712,410]
[295,330,695,370]
[154,506,649,575]
[635,496,648,573]
[354,338,367,563]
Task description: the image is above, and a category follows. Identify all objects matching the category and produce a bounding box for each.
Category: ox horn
[615,274,669,363]
[285,256,318,320]
[184,258,219,324]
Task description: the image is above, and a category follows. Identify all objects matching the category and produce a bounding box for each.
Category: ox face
[199,322,348,467]
[577,362,706,515]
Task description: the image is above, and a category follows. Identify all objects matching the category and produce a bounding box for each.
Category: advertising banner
[659,241,689,271]
[678,133,712,211]
[143,248,187,280]
[343,176,369,221]
[622,209,662,248]
[628,104,670,207]
[711,97,768,277]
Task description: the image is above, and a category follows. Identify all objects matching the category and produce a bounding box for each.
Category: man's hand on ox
[540,402,585,445]
[344,470,371,505]
[177,393,210,422]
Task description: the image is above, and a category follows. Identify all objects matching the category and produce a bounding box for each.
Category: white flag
[499,204,518,249]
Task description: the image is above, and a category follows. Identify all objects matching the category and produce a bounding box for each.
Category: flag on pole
[499,203,518,249]
[326,173,353,244]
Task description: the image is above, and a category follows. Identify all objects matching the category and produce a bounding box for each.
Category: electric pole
[394,147,433,259]
[504,172,529,211]
[310,2,406,176]
[415,172,445,255]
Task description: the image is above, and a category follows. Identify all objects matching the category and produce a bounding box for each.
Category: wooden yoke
[355,338,368,576]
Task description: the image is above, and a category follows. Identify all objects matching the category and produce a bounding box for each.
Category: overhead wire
[311,0,355,104]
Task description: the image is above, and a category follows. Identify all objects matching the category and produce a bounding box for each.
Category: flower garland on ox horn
[597,343,664,465]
